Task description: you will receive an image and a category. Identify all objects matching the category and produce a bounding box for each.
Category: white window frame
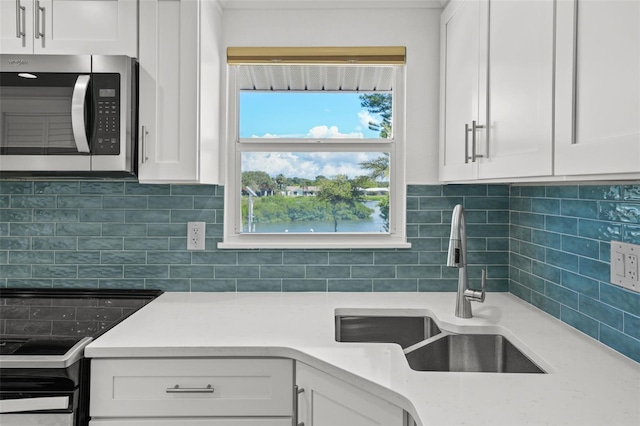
[219,65,409,249]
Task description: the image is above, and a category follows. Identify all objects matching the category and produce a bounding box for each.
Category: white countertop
[85,292,640,426]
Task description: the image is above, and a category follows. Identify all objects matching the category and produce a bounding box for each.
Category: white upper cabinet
[479,0,554,179]
[0,0,137,56]
[137,0,221,184]
[439,0,483,181]
[439,0,554,182]
[555,0,640,176]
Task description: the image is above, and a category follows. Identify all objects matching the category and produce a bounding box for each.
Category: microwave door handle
[71,75,91,153]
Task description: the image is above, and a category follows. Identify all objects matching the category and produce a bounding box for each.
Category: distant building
[285,186,319,197]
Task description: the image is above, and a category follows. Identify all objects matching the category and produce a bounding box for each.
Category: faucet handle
[464,269,486,303]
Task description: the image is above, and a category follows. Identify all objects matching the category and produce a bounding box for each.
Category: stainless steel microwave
[0,55,137,176]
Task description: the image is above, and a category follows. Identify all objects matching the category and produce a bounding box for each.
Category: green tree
[360,93,392,138]
[360,93,392,232]
[314,175,327,185]
[378,195,390,232]
[359,153,390,181]
[242,171,275,194]
[316,175,364,232]
[275,173,288,192]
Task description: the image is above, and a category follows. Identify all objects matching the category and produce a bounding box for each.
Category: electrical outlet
[187,222,206,251]
[610,241,640,292]
[626,254,638,282]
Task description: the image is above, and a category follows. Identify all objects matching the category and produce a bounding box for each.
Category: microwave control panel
[92,74,120,155]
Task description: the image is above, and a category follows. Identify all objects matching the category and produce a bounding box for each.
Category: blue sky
[239,92,387,180]
[239,92,381,139]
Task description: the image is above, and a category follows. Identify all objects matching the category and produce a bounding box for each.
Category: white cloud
[242,125,385,179]
[242,152,317,178]
[250,132,304,138]
[250,125,364,140]
[358,110,379,129]
[306,125,363,139]
[242,151,383,180]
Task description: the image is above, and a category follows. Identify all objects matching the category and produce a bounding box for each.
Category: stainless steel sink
[405,334,545,373]
[335,315,441,349]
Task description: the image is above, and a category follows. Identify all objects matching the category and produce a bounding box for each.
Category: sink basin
[405,334,545,373]
[335,315,441,349]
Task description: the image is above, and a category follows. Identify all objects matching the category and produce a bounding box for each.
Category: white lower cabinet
[90,357,410,426]
[89,358,293,425]
[295,362,405,426]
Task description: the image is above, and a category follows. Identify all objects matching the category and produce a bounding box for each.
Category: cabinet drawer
[91,358,293,418]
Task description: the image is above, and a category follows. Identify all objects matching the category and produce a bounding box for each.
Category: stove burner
[1,288,163,354]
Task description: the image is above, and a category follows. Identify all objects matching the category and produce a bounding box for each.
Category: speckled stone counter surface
[85,292,640,426]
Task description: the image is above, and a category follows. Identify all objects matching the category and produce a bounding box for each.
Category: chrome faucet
[447,204,486,318]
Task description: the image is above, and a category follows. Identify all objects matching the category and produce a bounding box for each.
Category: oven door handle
[71,75,91,153]
[0,396,70,414]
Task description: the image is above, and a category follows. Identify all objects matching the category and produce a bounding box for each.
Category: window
[220,47,409,249]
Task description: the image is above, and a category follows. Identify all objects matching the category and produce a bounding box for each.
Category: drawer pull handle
[165,384,214,394]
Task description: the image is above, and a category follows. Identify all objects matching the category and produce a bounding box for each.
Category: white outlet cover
[610,241,640,293]
[187,222,206,251]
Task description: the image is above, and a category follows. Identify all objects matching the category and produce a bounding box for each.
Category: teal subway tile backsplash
[79,181,124,194]
[35,182,77,194]
[510,184,640,363]
[2,181,511,291]
[2,180,639,362]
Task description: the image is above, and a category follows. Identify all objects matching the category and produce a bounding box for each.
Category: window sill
[218,234,411,250]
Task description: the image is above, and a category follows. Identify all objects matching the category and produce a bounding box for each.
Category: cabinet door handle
[165,384,214,394]
[34,0,44,39]
[15,0,25,39]
[471,120,485,162]
[293,385,305,426]
[141,125,149,163]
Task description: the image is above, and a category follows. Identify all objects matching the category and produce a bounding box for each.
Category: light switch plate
[610,241,640,293]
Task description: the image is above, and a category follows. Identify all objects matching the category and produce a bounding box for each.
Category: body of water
[243,201,387,233]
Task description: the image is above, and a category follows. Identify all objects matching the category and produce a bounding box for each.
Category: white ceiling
[220,0,447,9]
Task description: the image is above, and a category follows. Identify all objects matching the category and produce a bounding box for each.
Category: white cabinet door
[0,0,136,55]
[555,0,640,176]
[137,0,198,182]
[137,0,221,184]
[478,0,554,179]
[440,0,554,182]
[0,0,34,53]
[34,0,137,56]
[439,0,483,181]
[295,362,403,426]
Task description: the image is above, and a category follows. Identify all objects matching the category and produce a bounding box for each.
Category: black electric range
[0,288,163,426]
